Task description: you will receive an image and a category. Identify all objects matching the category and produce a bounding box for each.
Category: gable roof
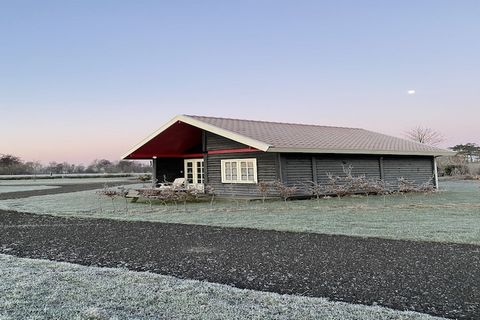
[122,114,453,159]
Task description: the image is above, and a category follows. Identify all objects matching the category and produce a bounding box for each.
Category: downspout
[433,156,439,190]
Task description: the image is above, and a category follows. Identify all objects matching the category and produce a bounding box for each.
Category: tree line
[0,154,151,175]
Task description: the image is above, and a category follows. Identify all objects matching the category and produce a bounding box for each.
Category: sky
[1,0,479,164]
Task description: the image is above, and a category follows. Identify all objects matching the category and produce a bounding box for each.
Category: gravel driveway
[0,209,478,319]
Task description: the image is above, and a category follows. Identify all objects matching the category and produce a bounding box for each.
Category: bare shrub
[418,178,435,193]
[204,184,216,206]
[96,186,119,212]
[397,177,435,195]
[365,179,389,195]
[324,164,434,199]
[257,181,274,204]
[176,190,197,211]
[397,177,418,193]
[137,189,157,209]
[137,187,201,211]
[325,164,374,198]
[306,181,327,202]
[272,181,297,204]
[116,186,130,212]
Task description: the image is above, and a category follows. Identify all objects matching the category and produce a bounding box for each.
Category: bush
[444,164,470,176]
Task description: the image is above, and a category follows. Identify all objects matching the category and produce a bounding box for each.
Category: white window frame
[221,158,258,184]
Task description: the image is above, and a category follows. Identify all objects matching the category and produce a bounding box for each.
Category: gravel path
[0,210,478,319]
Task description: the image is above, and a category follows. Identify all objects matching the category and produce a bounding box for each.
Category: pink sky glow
[1,1,479,164]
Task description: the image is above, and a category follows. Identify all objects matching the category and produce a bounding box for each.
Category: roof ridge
[184,114,362,130]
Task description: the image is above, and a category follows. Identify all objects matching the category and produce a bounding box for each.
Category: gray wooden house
[122,115,452,197]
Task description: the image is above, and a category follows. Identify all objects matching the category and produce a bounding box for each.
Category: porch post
[152,157,158,186]
[433,157,439,189]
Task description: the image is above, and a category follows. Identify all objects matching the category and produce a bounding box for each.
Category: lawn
[0,179,479,245]
[0,254,445,320]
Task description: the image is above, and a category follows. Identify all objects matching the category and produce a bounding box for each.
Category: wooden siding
[383,156,434,186]
[316,156,381,184]
[281,154,381,185]
[282,155,313,193]
[204,132,434,197]
[281,154,381,194]
[206,152,278,197]
[281,154,434,195]
[205,132,247,151]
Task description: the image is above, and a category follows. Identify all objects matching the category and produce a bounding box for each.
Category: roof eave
[266,147,455,157]
[180,115,271,151]
[121,115,271,160]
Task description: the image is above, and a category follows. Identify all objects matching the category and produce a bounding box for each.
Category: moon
[407,90,416,95]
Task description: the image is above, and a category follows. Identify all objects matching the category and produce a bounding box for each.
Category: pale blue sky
[1,1,479,163]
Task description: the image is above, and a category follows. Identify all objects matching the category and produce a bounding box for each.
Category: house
[122,115,453,197]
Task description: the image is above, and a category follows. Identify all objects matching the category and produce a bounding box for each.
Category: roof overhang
[266,147,455,157]
[122,115,271,159]
[122,114,455,159]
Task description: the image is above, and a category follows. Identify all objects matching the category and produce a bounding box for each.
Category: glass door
[184,159,204,191]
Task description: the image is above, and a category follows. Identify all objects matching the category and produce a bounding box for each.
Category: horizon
[1,1,479,164]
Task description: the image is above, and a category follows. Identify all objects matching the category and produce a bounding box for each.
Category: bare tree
[404,126,444,146]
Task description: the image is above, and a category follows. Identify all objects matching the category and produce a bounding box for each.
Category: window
[221,158,257,183]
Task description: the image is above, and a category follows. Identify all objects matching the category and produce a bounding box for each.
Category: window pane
[225,162,231,180]
[241,167,247,180]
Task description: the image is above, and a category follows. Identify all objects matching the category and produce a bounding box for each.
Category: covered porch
[123,120,205,190]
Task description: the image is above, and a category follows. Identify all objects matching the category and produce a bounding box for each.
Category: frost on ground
[0,254,445,320]
[0,177,137,186]
[0,185,59,194]
[0,180,479,245]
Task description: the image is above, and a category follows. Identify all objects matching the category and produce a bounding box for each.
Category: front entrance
[184,159,204,191]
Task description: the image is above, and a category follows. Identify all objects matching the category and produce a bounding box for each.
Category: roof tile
[187,115,451,155]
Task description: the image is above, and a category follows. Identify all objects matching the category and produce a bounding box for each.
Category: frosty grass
[1,180,479,245]
[0,254,445,320]
[0,185,59,194]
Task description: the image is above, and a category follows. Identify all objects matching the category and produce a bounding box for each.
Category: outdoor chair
[158,177,186,190]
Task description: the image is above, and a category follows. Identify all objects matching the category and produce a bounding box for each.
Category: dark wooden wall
[201,131,436,197]
[204,132,278,196]
[206,152,278,197]
[280,153,435,192]
[383,156,435,186]
[205,132,247,150]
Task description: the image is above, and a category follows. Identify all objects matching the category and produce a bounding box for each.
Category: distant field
[0,177,140,186]
[0,172,147,181]
[1,179,478,245]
